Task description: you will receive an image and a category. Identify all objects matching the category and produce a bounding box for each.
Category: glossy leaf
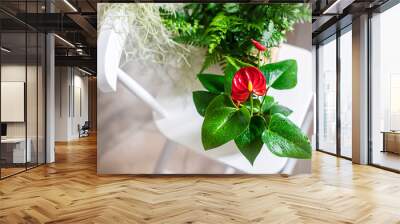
[234,116,266,164]
[224,56,253,95]
[262,113,311,159]
[260,59,297,90]
[261,96,276,113]
[202,95,251,150]
[270,104,293,116]
[197,74,225,94]
[193,91,219,116]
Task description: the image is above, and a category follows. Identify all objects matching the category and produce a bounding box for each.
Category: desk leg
[382,133,386,153]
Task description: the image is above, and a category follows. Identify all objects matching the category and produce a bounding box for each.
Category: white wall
[1,65,26,139]
[1,63,46,164]
[1,65,40,138]
[55,67,89,141]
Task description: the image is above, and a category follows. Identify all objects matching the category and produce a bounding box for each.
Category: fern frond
[200,50,224,73]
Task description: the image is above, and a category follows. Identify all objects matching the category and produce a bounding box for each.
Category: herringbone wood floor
[1,134,400,224]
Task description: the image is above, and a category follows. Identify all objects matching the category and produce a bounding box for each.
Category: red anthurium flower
[251,39,267,52]
[231,66,267,103]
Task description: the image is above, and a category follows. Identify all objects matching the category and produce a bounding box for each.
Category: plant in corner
[193,40,312,165]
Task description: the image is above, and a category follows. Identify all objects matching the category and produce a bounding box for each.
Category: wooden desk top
[381,131,400,134]
[1,138,29,143]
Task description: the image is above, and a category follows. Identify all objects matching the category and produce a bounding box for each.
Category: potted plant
[193,40,311,164]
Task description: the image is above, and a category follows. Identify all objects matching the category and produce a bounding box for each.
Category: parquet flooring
[1,134,400,223]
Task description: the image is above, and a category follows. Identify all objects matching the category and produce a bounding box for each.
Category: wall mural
[97,3,313,174]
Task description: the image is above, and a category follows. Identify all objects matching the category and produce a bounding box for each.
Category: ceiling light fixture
[54,34,75,48]
[63,0,78,12]
[1,47,11,53]
[322,0,343,14]
[78,67,92,76]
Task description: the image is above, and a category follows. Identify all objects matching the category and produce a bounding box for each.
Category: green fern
[200,50,224,73]
[160,3,311,72]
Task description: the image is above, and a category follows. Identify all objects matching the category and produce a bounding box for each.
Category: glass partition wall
[316,27,353,159]
[0,2,46,179]
[370,3,400,171]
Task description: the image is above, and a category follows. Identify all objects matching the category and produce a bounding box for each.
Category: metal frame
[0,22,2,179]
[336,26,341,157]
[367,11,373,166]
[316,44,319,151]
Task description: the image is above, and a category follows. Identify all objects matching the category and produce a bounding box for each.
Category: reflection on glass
[1,31,27,177]
[0,1,47,179]
[371,3,400,171]
[27,31,38,169]
[318,37,337,154]
[38,33,46,165]
[340,29,352,158]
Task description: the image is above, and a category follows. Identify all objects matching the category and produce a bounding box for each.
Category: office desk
[1,138,31,164]
[382,131,400,154]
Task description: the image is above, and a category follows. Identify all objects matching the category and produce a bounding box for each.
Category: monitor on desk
[1,123,7,138]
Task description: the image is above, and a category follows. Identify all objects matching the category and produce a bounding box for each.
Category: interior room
[0,9,46,178]
[54,66,94,142]
[370,2,400,171]
[1,0,400,223]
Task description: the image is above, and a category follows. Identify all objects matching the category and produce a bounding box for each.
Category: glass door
[370,3,400,171]
[1,30,28,178]
[0,1,47,179]
[317,35,337,155]
[339,27,352,159]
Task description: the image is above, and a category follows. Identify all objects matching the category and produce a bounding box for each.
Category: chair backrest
[82,121,90,129]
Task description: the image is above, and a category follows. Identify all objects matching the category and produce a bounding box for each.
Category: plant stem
[259,96,266,115]
[258,51,261,68]
[229,96,239,109]
[250,95,254,116]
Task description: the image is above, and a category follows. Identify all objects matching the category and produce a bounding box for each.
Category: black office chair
[79,121,90,138]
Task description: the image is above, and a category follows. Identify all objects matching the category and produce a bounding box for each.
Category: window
[316,26,353,159]
[340,28,352,158]
[317,36,337,154]
[370,3,400,171]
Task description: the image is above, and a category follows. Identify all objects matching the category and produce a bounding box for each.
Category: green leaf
[262,113,311,159]
[270,104,293,116]
[234,116,266,164]
[193,91,219,116]
[197,74,225,94]
[261,96,276,113]
[202,95,251,150]
[224,56,253,95]
[223,3,240,13]
[260,59,297,90]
